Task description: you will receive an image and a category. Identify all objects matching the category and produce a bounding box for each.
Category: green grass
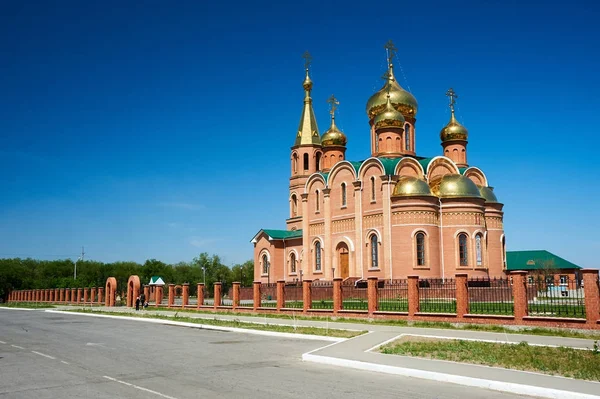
[65,308,365,338]
[380,339,600,381]
[0,302,56,309]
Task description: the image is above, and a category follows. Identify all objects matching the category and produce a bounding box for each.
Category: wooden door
[340,253,349,279]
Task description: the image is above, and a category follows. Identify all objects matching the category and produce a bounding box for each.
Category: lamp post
[74,256,82,280]
[203,266,206,286]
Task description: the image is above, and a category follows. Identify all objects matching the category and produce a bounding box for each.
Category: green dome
[431,174,482,199]
[366,65,418,119]
[373,96,406,131]
[392,176,432,197]
[478,185,499,203]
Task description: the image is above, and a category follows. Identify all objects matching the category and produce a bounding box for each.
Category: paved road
[0,309,529,399]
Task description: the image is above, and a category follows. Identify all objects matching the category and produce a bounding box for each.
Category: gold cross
[384,40,397,65]
[302,51,312,70]
[327,94,339,116]
[446,88,458,112]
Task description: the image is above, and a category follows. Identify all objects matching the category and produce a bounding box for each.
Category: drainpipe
[387,174,393,283]
[439,197,445,282]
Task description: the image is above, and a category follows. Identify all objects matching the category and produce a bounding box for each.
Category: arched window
[293,154,298,174]
[405,123,411,151]
[370,234,379,268]
[341,183,347,207]
[303,153,309,170]
[458,233,468,266]
[290,252,296,273]
[262,254,269,274]
[370,176,376,202]
[416,232,425,266]
[315,190,320,212]
[316,152,321,170]
[315,241,321,271]
[475,234,483,266]
[291,194,298,217]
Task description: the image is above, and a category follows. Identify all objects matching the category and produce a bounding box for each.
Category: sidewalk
[54,306,600,399]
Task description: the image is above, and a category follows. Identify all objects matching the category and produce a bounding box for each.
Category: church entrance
[336,243,350,279]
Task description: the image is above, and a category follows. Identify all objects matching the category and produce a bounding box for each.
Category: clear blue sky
[1,1,599,268]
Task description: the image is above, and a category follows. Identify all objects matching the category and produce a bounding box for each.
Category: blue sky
[1,1,599,268]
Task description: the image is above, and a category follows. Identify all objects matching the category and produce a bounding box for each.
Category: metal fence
[311,280,334,310]
[239,287,254,307]
[341,280,368,311]
[526,277,585,318]
[378,279,408,312]
[260,283,277,308]
[419,279,456,313]
[284,283,303,309]
[468,277,514,315]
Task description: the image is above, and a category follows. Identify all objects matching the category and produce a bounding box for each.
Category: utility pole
[74,247,85,280]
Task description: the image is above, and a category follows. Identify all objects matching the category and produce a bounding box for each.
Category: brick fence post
[83,288,89,304]
[276,280,285,310]
[455,273,469,318]
[302,280,312,313]
[511,271,528,321]
[155,286,163,307]
[54,289,58,303]
[97,287,104,304]
[232,282,240,310]
[90,287,96,304]
[64,288,69,303]
[368,277,378,315]
[408,275,420,317]
[582,269,599,325]
[51,289,55,302]
[71,288,76,304]
[77,288,82,304]
[197,283,204,307]
[168,284,175,308]
[59,288,64,303]
[213,282,222,309]
[182,283,189,307]
[333,278,342,314]
[253,281,261,310]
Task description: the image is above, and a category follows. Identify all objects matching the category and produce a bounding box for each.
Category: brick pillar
[333,278,342,314]
[155,286,163,307]
[90,287,96,304]
[276,280,285,310]
[168,284,175,308]
[55,289,59,302]
[58,288,64,302]
[232,282,240,310]
[408,275,420,317]
[456,273,469,318]
[83,288,89,303]
[64,288,70,302]
[197,283,204,307]
[582,269,600,324]
[71,288,76,303]
[511,271,528,321]
[77,288,82,304]
[253,281,261,310]
[182,283,189,307]
[143,285,149,303]
[367,277,378,315]
[97,287,104,304]
[50,289,55,302]
[213,282,222,309]
[302,280,312,313]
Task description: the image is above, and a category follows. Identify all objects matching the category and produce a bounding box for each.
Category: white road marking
[61,360,70,365]
[11,345,24,349]
[103,376,179,399]
[0,340,6,344]
[31,351,56,360]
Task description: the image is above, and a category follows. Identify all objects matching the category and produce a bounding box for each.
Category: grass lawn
[0,302,56,309]
[380,338,600,381]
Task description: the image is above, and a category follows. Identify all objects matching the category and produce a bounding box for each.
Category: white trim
[394,157,425,178]
[425,155,460,179]
[357,157,385,180]
[392,223,439,227]
[463,166,489,187]
[304,173,327,193]
[365,228,383,243]
[328,161,358,184]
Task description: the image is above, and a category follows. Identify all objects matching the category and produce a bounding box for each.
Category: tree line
[0,253,254,301]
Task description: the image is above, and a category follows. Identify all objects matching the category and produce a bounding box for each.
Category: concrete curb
[45,310,345,342]
[0,307,36,311]
[302,352,600,399]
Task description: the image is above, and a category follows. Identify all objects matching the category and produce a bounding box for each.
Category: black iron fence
[419,279,456,313]
[341,280,368,311]
[260,283,277,308]
[526,277,585,318]
[468,277,514,315]
[311,280,334,310]
[378,279,408,312]
[284,283,303,309]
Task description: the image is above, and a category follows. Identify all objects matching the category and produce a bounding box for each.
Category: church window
[405,123,411,151]
[370,234,379,268]
[291,194,298,217]
[416,232,425,266]
[262,254,269,275]
[315,190,320,212]
[316,152,321,170]
[475,234,483,266]
[293,154,298,174]
[290,252,296,273]
[341,183,347,207]
[315,241,321,271]
[303,153,309,170]
[458,233,468,266]
[370,177,376,202]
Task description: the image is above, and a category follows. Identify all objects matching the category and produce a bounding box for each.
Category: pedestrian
[139,292,146,310]
[135,296,140,311]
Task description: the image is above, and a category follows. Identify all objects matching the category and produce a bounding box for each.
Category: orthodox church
[252,42,506,283]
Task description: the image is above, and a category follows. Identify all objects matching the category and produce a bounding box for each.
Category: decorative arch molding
[463,167,488,187]
[410,228,429,238]
[472,229,485,238]
[334,235,355,252]
[453,229,471,239]
[395,157,425,179]
[105,277,117,307]
[365,228,382,244]
[328,161,358,184]
[357,157,385,181]
[126,275,141,308]
[311,236,325,247]
[304,173,327,193]
[425,156,460,182]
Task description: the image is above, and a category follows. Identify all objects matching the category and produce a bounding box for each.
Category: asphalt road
[0,309,529,399]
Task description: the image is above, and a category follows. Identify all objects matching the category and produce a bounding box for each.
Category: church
[252,42,506,283]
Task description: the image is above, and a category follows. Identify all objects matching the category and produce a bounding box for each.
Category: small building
[506,250,582,286]
[148,276,165,286]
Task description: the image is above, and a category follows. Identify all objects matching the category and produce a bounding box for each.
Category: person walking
[135,296,140,311]
[139,292,145,310]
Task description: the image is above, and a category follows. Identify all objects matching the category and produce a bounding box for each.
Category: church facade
[252,43,506,283]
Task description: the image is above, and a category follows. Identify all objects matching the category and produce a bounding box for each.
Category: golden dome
[440,111,468,142]
[321,117,347,147]
[373,95,405,130]
[392,176,432,197]
[366,65,418,119]
[478,185,499,203]
[431,174,482,199]
[303,69,313,91]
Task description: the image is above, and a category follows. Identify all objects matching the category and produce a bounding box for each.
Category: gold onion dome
[478,185,499,203]
[440,111,468,142]
[366,64,418,119]
[303,69,313,91]
[321,117,347,147]
[430,174,482,198]
[392,176,432,197]
[373,95,405,130]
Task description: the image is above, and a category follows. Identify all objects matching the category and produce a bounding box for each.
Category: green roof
[251,229,303,242]
[418,157,434,173]
[349,161,363,173]
[506,250,582,271]
[378,157,402,175]
[319,172,329,183]
[458,167,468,174]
